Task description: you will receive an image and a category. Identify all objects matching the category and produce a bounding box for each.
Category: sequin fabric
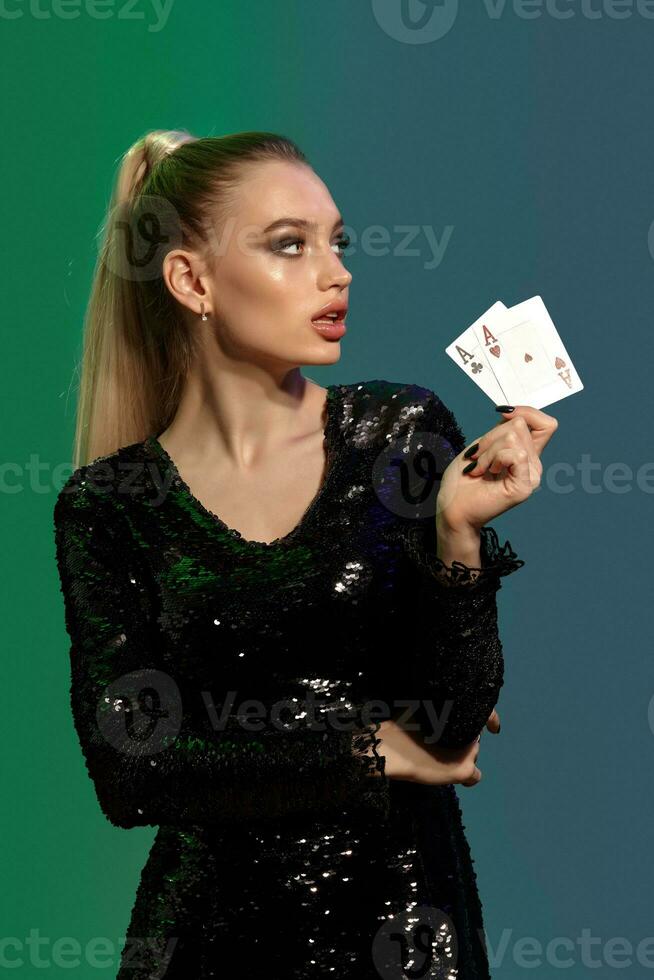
[53,380,524,979]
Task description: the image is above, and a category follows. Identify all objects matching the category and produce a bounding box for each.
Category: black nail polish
[462,460,477,474]
[495,405,515,413]
[463,442,479,459]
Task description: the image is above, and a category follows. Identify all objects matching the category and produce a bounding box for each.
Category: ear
[162,249,213,318]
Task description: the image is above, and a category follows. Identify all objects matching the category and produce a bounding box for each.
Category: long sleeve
[53,475,388,830]
[394,391,525,749]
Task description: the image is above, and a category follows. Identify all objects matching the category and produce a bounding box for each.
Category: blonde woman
[53,129,556,979]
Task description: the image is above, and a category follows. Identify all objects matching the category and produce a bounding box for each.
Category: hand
[435,405,558,532]
[371,718,486,788]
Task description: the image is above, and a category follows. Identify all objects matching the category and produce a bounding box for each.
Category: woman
[53,129,557,979]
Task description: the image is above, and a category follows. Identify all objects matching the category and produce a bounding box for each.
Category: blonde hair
[70,128,309,468]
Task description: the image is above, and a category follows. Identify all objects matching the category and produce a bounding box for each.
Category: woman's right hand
[372,718,486,788]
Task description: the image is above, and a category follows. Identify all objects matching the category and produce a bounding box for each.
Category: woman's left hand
[435,405,559,532]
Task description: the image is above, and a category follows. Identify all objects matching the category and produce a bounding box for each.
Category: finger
[464,445,536,499]
[486,709,500,734]
[487,447,540,493]
[464,423,542,492]
[495,405,559,454]
[460,766,482,788]
[465,416,542,472]
[459,738,481,764]
[463,417,543,487]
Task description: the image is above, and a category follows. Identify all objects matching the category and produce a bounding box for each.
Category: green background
[4,0,652,976]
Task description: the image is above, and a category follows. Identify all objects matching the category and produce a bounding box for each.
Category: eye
[272,237,303,255]
[332,235,351,256]
[271,235,351,257]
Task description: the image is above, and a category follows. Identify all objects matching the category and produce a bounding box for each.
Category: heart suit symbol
[490,345,500,358]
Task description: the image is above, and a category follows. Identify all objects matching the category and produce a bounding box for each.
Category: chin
[301,344,342,365]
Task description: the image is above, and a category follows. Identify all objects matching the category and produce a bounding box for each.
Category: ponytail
[69,128,308,468]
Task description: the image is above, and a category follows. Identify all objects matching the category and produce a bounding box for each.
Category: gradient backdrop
[4,1,653,977]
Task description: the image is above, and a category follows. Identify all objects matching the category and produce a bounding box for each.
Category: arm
[394,391,525,749]
[53,475,388,829]
[399,520,523,748]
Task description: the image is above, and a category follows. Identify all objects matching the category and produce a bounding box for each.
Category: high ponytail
[114,130,197,207]
[69,128,309,468]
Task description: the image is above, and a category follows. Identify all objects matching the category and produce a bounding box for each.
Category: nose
[317,259,352,291]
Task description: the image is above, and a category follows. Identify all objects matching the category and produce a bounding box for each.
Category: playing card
[445,301,508,403]
[470,296,583,410]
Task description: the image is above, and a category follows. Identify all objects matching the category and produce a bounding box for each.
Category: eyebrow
[262,215,345,234]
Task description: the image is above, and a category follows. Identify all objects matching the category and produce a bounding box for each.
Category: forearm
[401,521,523,748]
[70,662,390,829]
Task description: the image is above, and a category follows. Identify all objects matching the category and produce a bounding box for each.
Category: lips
[311,300,348,322]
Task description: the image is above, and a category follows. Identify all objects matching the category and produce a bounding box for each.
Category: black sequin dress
[53,380,524,979]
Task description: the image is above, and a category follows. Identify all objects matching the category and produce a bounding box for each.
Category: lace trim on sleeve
[348,725,390,818]
[402,524,525,588]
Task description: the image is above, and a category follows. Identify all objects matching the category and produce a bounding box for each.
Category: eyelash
[272,235,351,257]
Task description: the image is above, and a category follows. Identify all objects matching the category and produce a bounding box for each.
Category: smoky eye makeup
[270,236,301,252]
[270,232,351,256]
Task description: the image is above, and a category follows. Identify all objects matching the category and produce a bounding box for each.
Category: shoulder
[53,439,149,527]
[334,379,467,454]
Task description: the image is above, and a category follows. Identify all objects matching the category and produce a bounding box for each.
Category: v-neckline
[147,384,343,549]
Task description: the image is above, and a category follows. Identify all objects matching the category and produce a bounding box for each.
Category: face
[165,160,353,369]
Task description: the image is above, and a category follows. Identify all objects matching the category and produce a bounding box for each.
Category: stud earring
[200,302,209,321]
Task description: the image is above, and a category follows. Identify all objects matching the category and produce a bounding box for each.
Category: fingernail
[495,405,514,413]
[462,460,477,474]
[463,442,479,459]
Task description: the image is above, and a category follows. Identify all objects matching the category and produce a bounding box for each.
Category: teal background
[4,0,652,975]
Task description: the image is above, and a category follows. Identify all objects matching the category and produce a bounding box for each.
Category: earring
[200,302,209,321]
